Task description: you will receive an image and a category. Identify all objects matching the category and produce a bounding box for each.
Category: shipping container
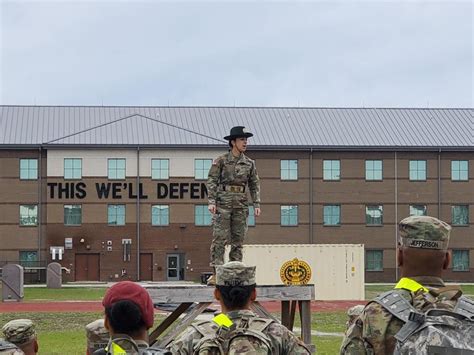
[233,244,365,300]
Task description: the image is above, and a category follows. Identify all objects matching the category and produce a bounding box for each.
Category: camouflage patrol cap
[85,319,109,352]
[346,304,365,318]
[399,215,451,250]
[216,261,256,286]
[1,319,36,345]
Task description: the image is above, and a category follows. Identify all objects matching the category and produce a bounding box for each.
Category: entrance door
[140,253,153,281]
[75,254,100,281]
[167,254,181,281]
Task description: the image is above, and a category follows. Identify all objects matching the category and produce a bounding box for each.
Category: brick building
[0,106,472,283]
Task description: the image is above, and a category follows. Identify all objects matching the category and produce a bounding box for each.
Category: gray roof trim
[1,106,472,148]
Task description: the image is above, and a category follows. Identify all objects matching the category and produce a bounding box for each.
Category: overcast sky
[1,0,472,107]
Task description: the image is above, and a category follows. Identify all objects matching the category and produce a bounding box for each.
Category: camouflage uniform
[0,340,23,355]
[1,319,36,353]
[167,262,310,354]
[86,319,110,355]
[340,216,456,355]
[207,134,260,266]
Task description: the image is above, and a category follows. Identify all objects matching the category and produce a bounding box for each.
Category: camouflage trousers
[210,206,249,266]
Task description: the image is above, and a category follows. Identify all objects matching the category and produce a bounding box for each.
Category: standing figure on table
[206,126,261,285]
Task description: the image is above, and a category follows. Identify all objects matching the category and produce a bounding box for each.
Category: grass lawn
[23,287,106,301]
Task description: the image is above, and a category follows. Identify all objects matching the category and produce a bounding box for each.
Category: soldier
[85,319,109,355]
[1,319,38,355]
[340,215,470,355]
[344,305,365,334]
[94,281,169,354]
[167,261,311,354]
[206,126,261,285]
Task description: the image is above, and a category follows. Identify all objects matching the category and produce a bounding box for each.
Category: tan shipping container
[234,244,365,300]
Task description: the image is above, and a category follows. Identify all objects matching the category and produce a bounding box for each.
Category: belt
[219,185,246,193]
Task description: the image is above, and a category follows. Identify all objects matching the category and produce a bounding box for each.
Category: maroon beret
[102,281,154,328]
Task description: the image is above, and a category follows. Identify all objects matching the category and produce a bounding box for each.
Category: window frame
[107,204,126,226]
[280,159,298,181]
[451,205,469,226]
[365,205,384,226]
[64,204,82,226]
[452,249,470,272]
[323,160,341,181]
[366,250,384,272]
[409,160,427,181]
[365,160,383,181]
[152,204,170,226]
[281,205,299,226]
[19,204,38,227]
[323,204,341,226]
[409,204,427,217]
[151,159,170,180]
[194,159,213,180]
[194,205,212,226]
[108,158,126,180]
[64,158,82,180]
[19,158,38,180]
[451,160,469,182]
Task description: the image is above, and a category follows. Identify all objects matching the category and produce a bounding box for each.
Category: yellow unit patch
[279,258,312,285]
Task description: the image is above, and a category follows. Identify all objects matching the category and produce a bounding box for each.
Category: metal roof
[0,106,472,149]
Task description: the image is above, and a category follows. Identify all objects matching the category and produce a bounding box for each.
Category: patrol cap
[399,215,451,250]
[224,126,253,140]
[102,281,154,328]
[85,319,109,349]
[216,261,256,286]
[346,304,365,318]
[1,319,36,345]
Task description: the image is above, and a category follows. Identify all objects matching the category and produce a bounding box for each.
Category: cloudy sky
[1,0,472,107]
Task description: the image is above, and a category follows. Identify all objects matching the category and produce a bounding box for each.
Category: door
[140,253,153,281]
[167,254,180,281]
[75,254,100,281]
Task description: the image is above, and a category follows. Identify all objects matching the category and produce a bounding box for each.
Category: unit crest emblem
[279,258,312,285]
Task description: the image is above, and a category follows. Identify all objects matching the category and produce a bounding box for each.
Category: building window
[108,205,126,226]
[366,205,383,225]
[248,205,255,227]
[281,160,298,180]
[452,205,469,226]
[409,160,426,181]
[152,159,169,180]
[64,205,82,225]
[323,205,341,226]
[19,251,38,267]
[451,160,468,181]
[366,250,383,271]
[64,158,82,179]
[122,239,132,262]
[323,160,340,180]
[194,159,212,180]
[409,205,427,216]
[195,205,212,226]
[365,160,383,181]
[20,159,38,180]
[281,205,298,226]
[452,250,470,271]
[108,158,126,180]
[152,205,169,226]
[19,205,38,226]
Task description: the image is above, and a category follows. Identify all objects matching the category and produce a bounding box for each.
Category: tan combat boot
[206,274,216,286]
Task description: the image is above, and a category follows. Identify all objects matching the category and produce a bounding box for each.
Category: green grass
[23,287,106,301]
[314,336,343,355]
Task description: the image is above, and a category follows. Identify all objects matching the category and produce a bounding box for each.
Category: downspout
[309,148,314,244]
[438,149,441,218]
[38,146,42,281]
[136,146,141,281]
[394,151,398,282]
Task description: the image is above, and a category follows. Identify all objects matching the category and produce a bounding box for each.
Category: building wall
[0,148,473,283]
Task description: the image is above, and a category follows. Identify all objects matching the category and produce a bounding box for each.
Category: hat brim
[224,132,253,140]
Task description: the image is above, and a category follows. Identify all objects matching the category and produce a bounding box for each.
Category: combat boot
[206,274,216,286]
